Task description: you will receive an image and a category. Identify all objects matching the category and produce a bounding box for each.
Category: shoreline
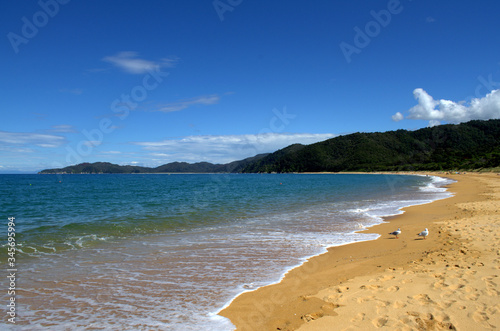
[219,172,500,330]
[215,173,450,316]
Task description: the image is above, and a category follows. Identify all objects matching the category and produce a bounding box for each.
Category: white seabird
[417,228,429,239]
[389,228,401,239]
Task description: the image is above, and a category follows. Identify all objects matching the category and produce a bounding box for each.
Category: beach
[1,173,492,329]
[219,172,500,330]
[4,173,450,330]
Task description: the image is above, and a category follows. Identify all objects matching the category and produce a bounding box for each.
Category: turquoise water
[1,174,453,330]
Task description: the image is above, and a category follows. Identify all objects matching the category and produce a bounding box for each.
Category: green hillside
[39,120,500,174]
[241,120,500,173]
[38,154,269,174]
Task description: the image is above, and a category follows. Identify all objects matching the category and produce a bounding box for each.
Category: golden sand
[219,173,500,330]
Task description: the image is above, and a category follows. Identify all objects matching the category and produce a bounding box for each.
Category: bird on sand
[417,228,429,239]
[389,228,401,239]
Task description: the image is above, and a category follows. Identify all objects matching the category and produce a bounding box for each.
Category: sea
[0,173,454,330]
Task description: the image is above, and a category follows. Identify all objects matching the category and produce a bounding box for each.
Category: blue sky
[1,0,500,173]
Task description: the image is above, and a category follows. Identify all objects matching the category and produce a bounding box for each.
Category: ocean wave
[419,175,455,193]
[0,173,455,330]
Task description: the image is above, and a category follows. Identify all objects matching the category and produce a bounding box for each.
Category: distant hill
[241,119,500,172]
[39,120,500,174]
[38,154,270,174]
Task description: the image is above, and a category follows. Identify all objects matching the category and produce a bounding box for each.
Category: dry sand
[219,173,500,330]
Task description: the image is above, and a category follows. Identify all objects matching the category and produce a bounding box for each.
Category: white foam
[215,175,455,322]
[2,174,456,331]
[419,175,455,193]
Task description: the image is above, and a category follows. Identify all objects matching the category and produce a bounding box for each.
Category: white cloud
[428,120,441,127]
[59,88,83,95]
[0,131,65,148]
[156,95,220,112]
[0,146,35,153]
[391,112,404,122]
[83,141,101,147]
[393,88,500,126]
[100,151,122,154]
[102,51,177,74]
[49,124,77,133]
[132,133,337,164]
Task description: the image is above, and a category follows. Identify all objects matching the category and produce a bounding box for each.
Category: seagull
[389,228,401,239]
[417,228,429,239]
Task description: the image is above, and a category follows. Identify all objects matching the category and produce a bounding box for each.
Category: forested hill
[39,120,500,174]
[241,119,500,172]
[39,154,269,174]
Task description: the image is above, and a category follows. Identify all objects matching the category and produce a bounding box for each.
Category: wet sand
[219,172,500,330]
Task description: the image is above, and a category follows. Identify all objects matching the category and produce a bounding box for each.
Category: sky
[1,0,500,173]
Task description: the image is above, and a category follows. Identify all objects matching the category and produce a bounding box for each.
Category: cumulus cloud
[102,51,177,74]
[0,131,65,148]
[49,124,77,133]
[393,88,500,126]
[132,133,337,164]
[156,95,220,112]
[391,112,404,122]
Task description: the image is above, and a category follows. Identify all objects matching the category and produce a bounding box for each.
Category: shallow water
[0,173,453,329]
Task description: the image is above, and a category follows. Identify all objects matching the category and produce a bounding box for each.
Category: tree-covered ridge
[39,120,500,174]
[241,119,500,172]
[39,154,269,174]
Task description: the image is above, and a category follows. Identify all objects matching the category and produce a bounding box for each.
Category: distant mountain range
[39,154,270,174]
[39,119,500,174]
